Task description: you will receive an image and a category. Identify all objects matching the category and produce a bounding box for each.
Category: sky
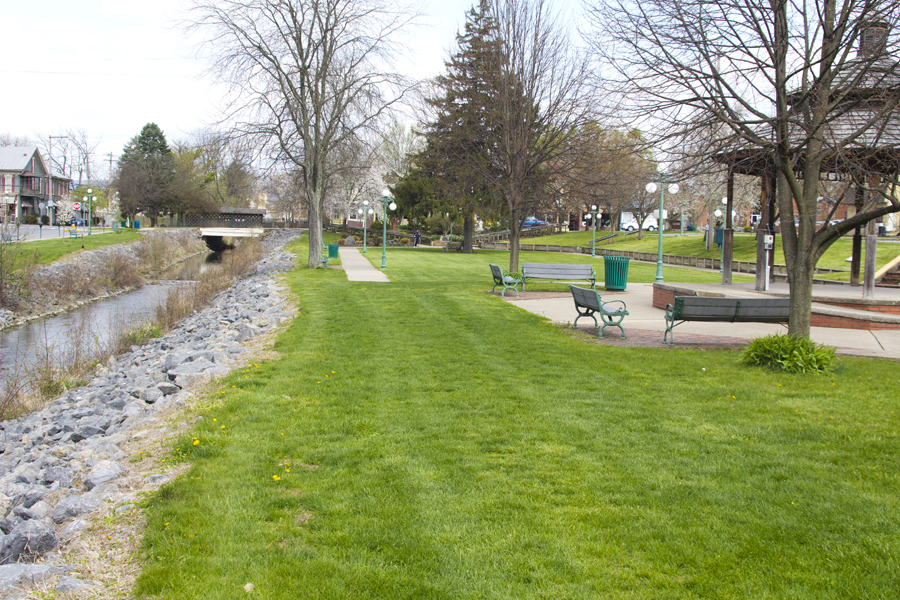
[2,0,486,179]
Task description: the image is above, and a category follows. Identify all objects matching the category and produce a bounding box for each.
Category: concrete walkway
[505,283,900,361]
[338,247,390,282]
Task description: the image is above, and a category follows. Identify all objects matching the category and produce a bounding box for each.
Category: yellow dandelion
[193,439,200,446]
[272,475,281,481]
[285,468,290,473]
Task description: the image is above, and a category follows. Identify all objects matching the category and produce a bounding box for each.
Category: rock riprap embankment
[0,229,300,596]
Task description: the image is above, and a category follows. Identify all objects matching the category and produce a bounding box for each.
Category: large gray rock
[83,464,123,491]
[0,520,58,564]
[57,575,96,594]
[51,495,100,524]
[0,563,60,592]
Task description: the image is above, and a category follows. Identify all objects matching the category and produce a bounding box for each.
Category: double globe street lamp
[645,178,679,283]
[83,188,97,235]
[373,189,396,269]
[357,200,374,253]
[588,204,601,258]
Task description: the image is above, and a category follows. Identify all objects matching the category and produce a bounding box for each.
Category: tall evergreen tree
[116,123,175,226]
[418,0,504,252]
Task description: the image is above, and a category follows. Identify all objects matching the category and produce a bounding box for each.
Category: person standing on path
[414,230,421,247]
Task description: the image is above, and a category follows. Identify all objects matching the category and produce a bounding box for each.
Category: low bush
[400,237,410,245]
[41,215,50,226]
[23,214,38,225]
[741,333,836,373]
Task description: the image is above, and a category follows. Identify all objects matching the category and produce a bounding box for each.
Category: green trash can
[603,255,630,291]
[327,243,339,259]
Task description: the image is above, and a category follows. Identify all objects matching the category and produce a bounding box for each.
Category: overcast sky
[3,0,485,178]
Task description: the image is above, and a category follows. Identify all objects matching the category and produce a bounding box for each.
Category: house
[0,146,71,225]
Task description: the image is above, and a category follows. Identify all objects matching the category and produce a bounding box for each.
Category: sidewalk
[504,283,900,361]
[338,247,390,282]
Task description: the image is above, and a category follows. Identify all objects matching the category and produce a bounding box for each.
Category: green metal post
[655,184,665,283]
[381,201,388,269]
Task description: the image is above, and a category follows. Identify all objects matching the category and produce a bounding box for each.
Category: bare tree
[484,0,598,271]
[586,0,900,337]
[186,0,418,267]
[66,128,101,185]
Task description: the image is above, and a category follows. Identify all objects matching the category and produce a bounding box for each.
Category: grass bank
[136,240,899,599]
[537,230,900,274]
[14,229,143,267]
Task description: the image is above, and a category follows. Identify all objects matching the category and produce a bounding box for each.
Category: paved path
[338,247,390,282]
[505,284,900,360]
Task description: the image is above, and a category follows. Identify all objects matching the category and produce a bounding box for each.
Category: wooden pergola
[712,25,900,291]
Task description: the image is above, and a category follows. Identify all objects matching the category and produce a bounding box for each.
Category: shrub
[23,214,38,225]
[743,226,753,232]
[741,333,836,374]
[370,220,384,231]
[400,237,410,245]
[41,215,49,225]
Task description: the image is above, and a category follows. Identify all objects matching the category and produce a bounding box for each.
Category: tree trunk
[307,191,324,268]
[509,214,522,273]
[788,260,814,338]
[463,213,475,253]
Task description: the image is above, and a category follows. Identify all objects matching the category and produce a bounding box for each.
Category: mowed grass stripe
[136,239,900,599]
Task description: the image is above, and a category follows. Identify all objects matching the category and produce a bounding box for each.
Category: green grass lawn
[136,240,900,599]
[14,229,143,266]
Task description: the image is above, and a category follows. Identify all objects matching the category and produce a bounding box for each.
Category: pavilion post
[722,168,735,284]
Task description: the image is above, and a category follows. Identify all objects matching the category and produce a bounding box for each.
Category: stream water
[0,252,223,377]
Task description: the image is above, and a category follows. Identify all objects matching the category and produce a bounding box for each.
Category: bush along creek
[0,230,300,593]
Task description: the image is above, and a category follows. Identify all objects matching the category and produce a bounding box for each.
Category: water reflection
[159,251,223,281]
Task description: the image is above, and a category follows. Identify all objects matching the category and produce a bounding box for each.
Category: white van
[619,211,659,232]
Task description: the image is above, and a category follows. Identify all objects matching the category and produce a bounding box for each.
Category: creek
[0,252,224,377]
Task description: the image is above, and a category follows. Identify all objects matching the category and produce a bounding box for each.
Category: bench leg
[572,308,598,329]
[598,312,626,339]
[663,312,676,345]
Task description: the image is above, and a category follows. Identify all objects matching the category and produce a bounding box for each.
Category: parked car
[621,217,658,232]
[522,217,549,227]
[68,217,86,227]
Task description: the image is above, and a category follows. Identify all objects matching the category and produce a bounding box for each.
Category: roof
[0,146,39,172]
[0,145,71,180]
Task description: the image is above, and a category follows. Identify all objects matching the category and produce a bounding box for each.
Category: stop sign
[73,202,81,210]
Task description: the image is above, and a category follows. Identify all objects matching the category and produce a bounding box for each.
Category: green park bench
[569,285,629,339]
[489,263,523,297]
[67,228,84,239]
[664,296,790,345]
[522,262,595,289]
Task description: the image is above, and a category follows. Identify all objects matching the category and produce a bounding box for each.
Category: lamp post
[375,189,397,269]
[83,188,97,235]
[645,177,679,283]
[358,200,372,253]
[719,197,728,273]
[589,204,600,258]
